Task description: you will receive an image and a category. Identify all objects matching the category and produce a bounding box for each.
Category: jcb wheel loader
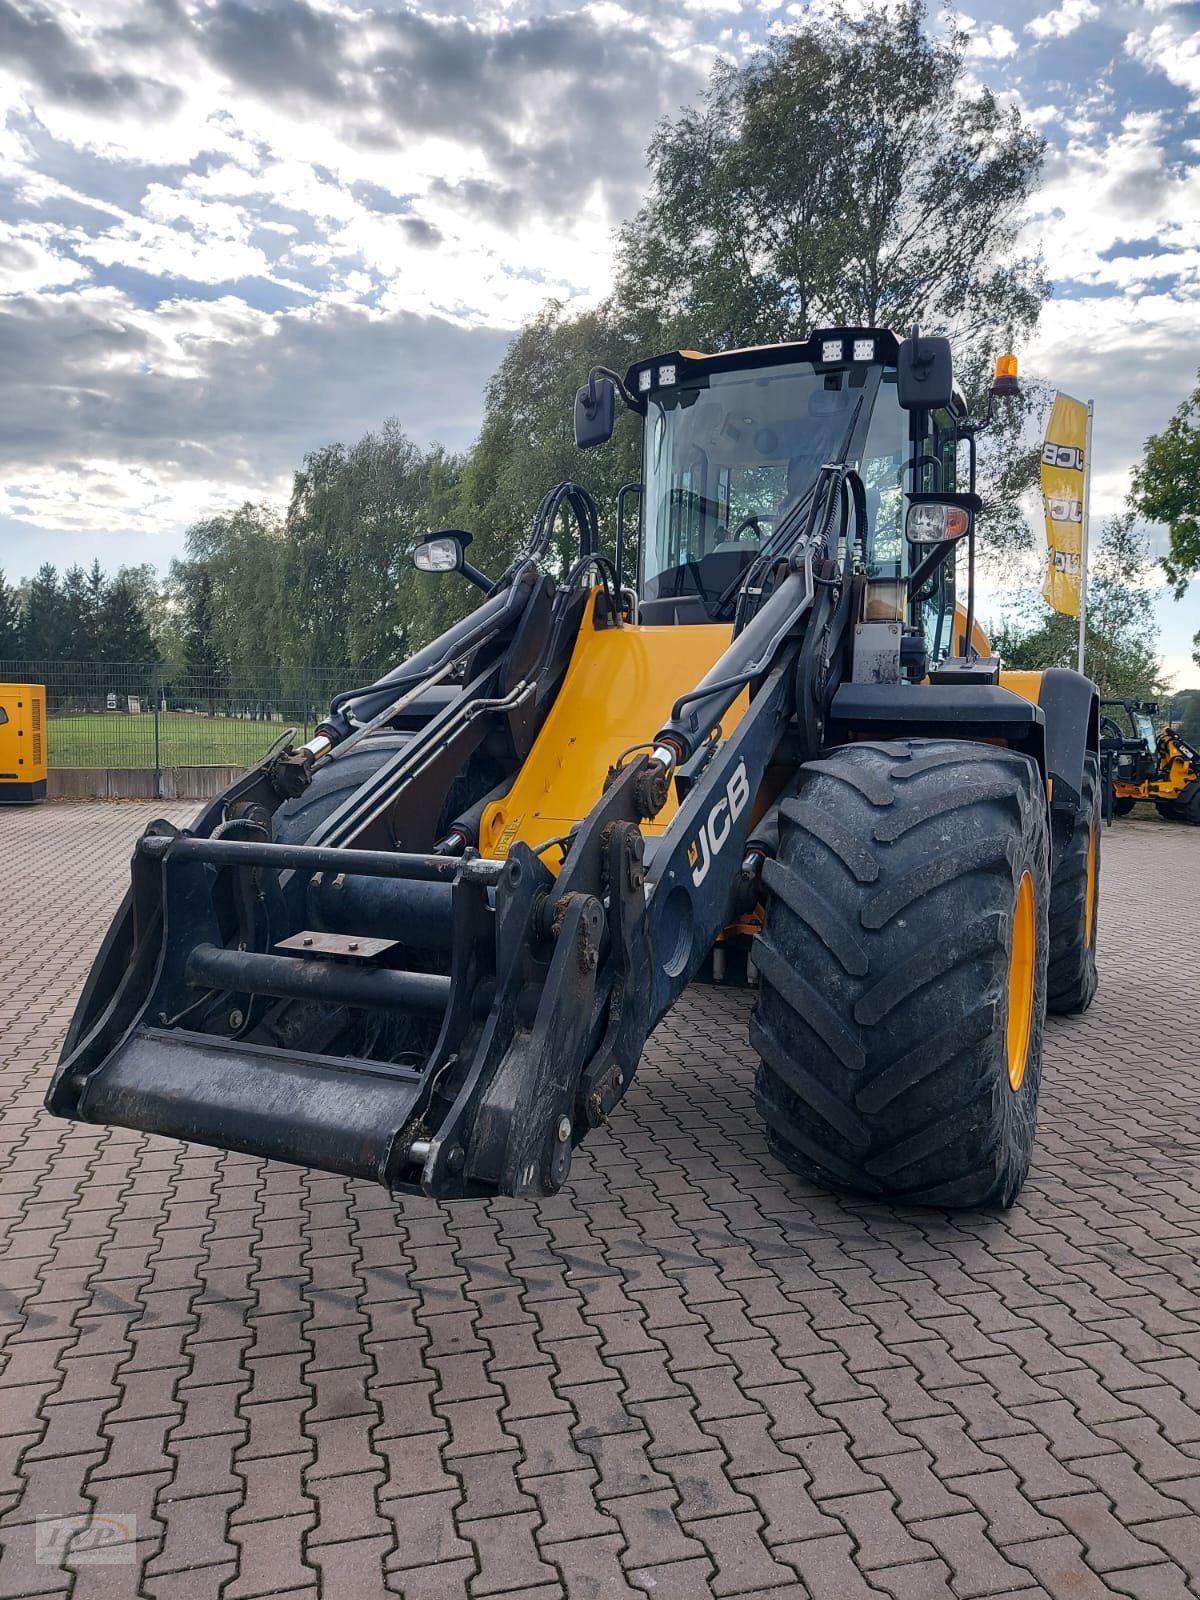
[47,328,1101,1210]
[1100,699,1200,824]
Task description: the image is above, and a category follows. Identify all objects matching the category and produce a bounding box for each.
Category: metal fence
[0,660,387,773]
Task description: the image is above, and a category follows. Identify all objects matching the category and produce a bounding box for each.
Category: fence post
[152,662,162,800]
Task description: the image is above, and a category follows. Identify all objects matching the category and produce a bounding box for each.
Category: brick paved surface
[1,801,1199,1599]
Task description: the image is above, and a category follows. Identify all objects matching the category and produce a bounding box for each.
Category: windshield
[1134,713,1156,747]
[640,362,904,621]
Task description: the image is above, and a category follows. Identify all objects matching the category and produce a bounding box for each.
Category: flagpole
[1077,398,1094,676]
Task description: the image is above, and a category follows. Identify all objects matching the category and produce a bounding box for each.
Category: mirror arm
[961,523,978,661]
[908,538,955,599]
[461,561,493,593]
[587,364,639,409]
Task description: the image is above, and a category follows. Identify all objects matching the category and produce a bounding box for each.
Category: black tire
[751,739,1050,1210]
[1046,753,1100,1015]
[273,734,410,844]
[1112,796,1136,817]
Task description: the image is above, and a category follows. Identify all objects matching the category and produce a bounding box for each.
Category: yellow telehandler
[47,328,1100,1209]
[1101,699,1200,824]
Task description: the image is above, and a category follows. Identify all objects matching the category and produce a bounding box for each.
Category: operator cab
[577,328,974,669]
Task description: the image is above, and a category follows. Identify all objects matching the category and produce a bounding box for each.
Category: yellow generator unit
[0,684,48,803]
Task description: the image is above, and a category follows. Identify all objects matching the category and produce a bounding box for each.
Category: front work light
[906,501,972,543]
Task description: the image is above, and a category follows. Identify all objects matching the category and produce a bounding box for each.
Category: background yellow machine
[1101,699,1200,824]
[0,683,47,804]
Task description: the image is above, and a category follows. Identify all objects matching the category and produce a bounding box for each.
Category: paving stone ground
[1,799,1199,1600]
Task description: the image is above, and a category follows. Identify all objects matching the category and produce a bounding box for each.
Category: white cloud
[0,220,88,292]
[964,21,1019,59]
[1023,112,1200,291]
[1126,21,1200,106]
[1025,293,1200,526]
[0,287,512,534]
[1027,0,1099,41]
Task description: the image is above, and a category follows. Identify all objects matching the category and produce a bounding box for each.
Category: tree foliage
[615,0,1046,353]
[462,302,643,584]
[0,570,23,658]
[4,561,165,664]
[1128,367,1200,597]
[987,515,1167,699]
[283,422,464,668]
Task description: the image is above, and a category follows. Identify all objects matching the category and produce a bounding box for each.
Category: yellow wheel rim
[1085,825,1097,944]
[1006,871,1036,1093]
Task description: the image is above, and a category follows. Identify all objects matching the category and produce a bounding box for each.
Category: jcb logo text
[689,761,751,887]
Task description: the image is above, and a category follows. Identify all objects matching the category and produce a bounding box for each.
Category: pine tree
[0,569,22,660]
[21,564,66,662]
[96,569,159,664]
[61,564,100,658]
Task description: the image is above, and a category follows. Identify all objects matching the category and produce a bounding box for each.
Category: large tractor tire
[751,739,1049,1210]
[273,734,410,844]
[1046,752,1101,1015]
[1112,796,1136,817]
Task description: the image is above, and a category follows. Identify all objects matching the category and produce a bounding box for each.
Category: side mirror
[574,376,616,449]
[413,530,492,592]
[905,491,981,543]
[897,329,954,411]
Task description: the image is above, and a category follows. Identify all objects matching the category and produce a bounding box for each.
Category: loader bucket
[49,827,481,1182]
[45,805,618,1199]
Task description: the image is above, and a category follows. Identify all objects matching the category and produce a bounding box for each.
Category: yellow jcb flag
[1041,393,1089,616]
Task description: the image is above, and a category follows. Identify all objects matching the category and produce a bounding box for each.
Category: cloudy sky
[0,0,1197,684]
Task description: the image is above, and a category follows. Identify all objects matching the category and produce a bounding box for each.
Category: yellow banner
[1040,393,1089,616]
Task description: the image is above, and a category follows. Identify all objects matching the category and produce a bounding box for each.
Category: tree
[1170,689,1200,745]
[21,564,66,661]
[96,567,159,663]
[468,2,1050,568]
[181,506,286,669]
[0,570,22,659]
[61,564,100,658]
[459,302,643,589]
[987,515,1167,699]
[165,555,221,672]
[283,421,464,670]
[615,1,1046,354]
[1129,368,1200,597]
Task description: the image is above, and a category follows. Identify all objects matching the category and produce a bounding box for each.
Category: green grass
[47,711,296,768]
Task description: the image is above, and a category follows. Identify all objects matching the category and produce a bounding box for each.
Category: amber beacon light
[991,353,1020,397]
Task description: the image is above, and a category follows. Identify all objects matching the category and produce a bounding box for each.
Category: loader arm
[47,466,850,1200]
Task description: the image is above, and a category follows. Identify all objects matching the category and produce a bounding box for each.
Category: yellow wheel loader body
[479,593,747,863]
